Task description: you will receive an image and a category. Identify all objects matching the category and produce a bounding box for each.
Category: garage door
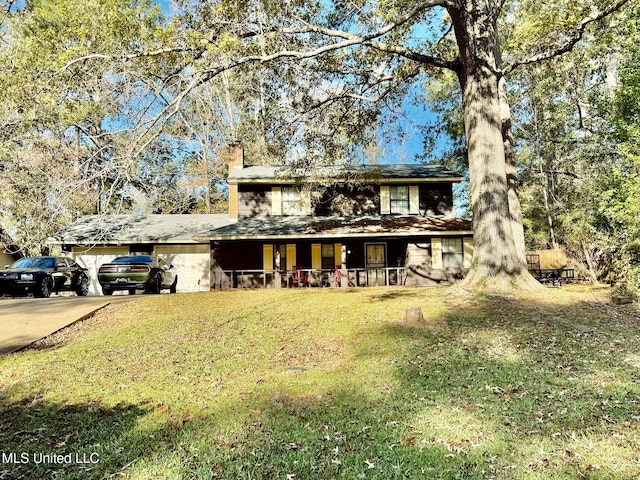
[155,245,211,293]
[72,246,129,296]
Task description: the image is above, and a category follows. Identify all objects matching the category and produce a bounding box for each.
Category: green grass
[1,286,640,479]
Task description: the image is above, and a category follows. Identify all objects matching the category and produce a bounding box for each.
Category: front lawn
[1,286,639,479]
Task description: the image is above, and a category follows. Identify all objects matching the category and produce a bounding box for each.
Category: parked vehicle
[0,257,90,298]
[98,255,178,295]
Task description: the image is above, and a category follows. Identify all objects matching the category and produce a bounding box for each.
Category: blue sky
[150,0,443,165]
[7,0,441,164]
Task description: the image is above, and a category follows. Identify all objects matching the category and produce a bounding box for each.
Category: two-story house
[51,143,473,294]
[211,143,473,288]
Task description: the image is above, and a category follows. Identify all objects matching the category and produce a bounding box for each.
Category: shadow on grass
[0,389,489,479]
[374,294,640,477]
[2,292,640,479]
[0,397,151,479]
[366,288,419,302]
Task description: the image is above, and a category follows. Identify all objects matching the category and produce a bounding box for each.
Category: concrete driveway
[0,295,135,356]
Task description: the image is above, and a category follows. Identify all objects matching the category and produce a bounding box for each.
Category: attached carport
[49,214,236,295]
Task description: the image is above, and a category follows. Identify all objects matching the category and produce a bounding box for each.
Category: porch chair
[291,265,308,287]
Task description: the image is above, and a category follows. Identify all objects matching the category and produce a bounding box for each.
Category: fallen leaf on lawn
[401,436,416,446]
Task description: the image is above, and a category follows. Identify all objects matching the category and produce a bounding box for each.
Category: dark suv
[0,257,90,297]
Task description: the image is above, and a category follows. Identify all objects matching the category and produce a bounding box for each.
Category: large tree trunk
[499,77,527,260]
[449,3,539,289]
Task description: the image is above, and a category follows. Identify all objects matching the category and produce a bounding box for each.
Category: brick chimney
[227,141,243,219]
[228,141,244,174]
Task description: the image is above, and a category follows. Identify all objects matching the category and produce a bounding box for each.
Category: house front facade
[51,143,473,293]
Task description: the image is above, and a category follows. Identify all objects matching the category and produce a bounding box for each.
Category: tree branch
[62,0,454,159]
[504,0,633,74]
[362,40,459,71]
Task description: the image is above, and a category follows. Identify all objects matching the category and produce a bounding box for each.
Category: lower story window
[442,238,463,268]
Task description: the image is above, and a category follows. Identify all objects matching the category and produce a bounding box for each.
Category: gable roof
[49,214,235,245]
[228,164,463,184]
[203,215,473,241]
[50,214,472,246]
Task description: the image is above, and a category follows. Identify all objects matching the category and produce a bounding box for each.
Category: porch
[211,266,408,289]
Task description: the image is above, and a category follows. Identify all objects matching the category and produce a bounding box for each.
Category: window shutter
[272,187,282,216]
[409,185,420,214]
[334,244,342,269]
[263,244,274,271]
[431,238,443,269]
[463,237,474,268]
[380,185,390,214]
[311,244,322,270]
[286,244,297,271]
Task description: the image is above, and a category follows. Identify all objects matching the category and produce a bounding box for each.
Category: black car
[0,257,90,298]
[98,255,178,295]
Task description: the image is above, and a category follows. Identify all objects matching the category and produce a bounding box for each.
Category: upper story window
[282,187,305,215]
[389,186,409,214]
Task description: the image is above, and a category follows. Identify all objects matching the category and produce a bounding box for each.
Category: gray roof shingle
[228,164,463,183]
[50,214,472,245]
[204,215,473,240]
[49,214,235,245]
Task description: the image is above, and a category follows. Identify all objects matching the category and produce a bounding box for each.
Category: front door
[365,243,386,286]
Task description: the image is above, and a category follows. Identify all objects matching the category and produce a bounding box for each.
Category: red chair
[291,266,308,287]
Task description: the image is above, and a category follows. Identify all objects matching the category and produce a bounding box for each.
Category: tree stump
[402,307,425,327]
[611,295,634,305]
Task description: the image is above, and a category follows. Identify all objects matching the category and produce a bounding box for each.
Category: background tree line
[0,0,636,289]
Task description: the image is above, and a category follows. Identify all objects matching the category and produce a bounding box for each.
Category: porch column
[341,244,348,288]
[275,249,281,289]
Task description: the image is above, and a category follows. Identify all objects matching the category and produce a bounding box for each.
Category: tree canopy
[0,0,636,289]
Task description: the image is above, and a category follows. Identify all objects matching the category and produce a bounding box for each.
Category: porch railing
[211,267,407,289]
